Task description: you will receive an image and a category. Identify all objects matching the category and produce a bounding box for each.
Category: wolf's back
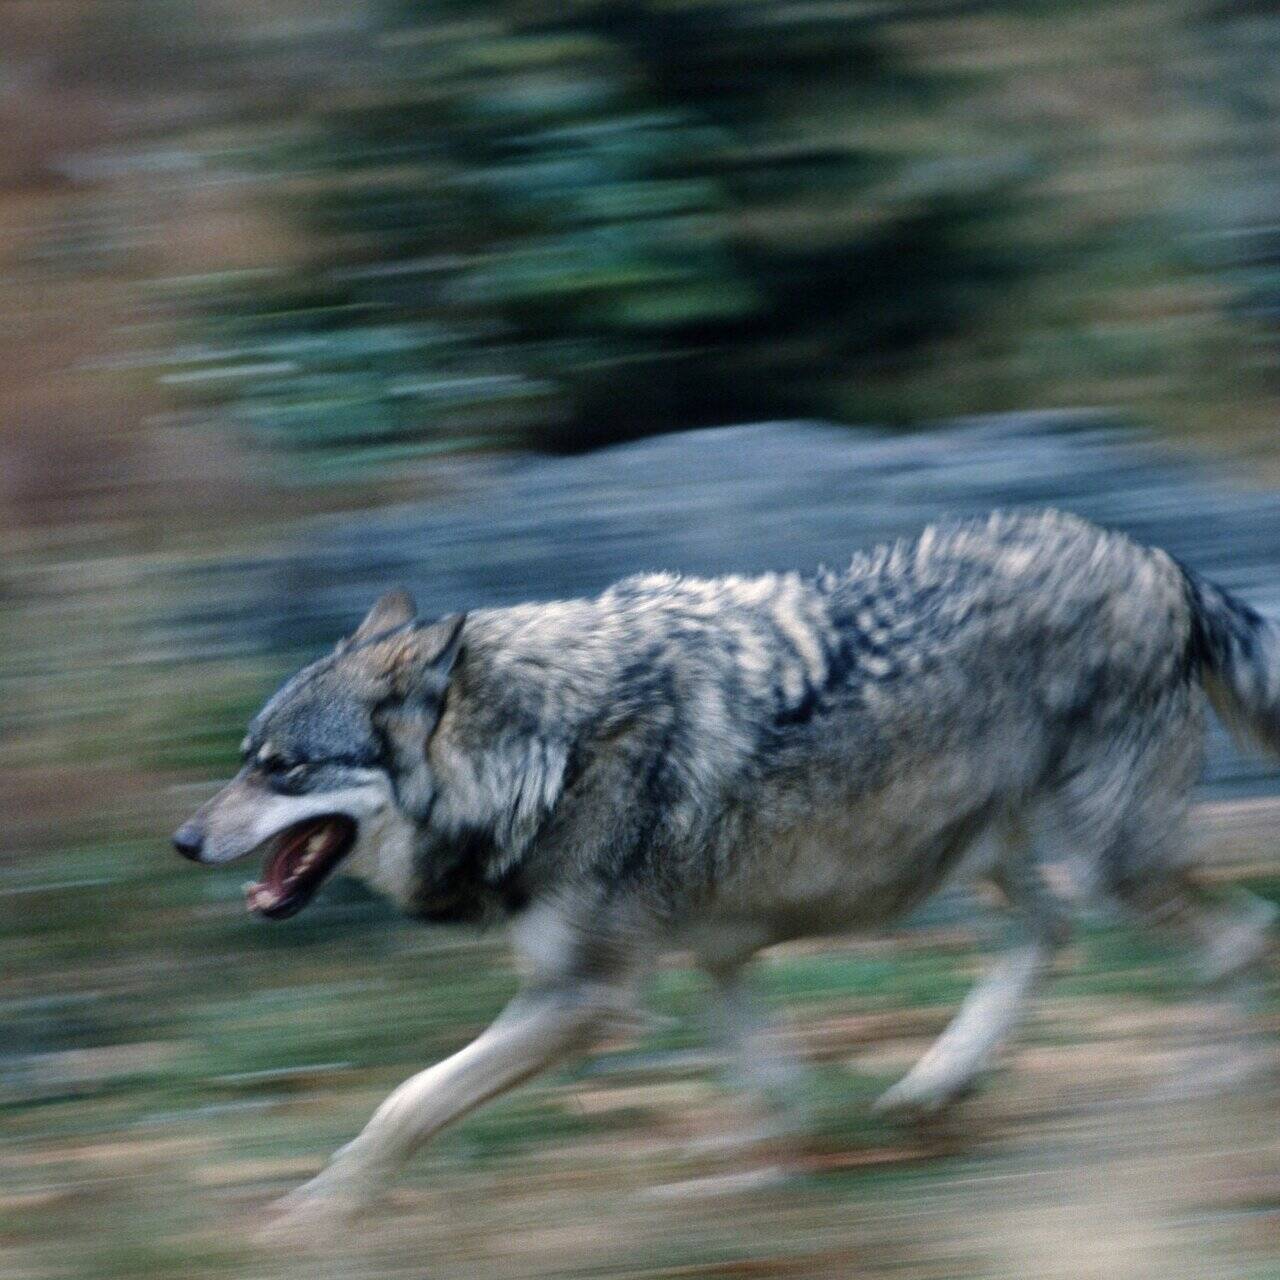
[1185,568,1280,757]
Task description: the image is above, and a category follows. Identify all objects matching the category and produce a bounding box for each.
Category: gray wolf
[173,508,1276,1228]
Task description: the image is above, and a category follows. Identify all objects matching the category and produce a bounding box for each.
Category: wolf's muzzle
[172,822,205,862]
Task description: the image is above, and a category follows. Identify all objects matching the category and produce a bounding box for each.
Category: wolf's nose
[172,823,204,862]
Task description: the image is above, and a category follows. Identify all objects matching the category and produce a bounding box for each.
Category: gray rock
[173,411,1280,797]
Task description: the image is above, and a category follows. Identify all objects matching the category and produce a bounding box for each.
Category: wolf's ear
[375,612,467,816]
[419,611,467,671]
[389,612,467,701]
[342,589,417,651]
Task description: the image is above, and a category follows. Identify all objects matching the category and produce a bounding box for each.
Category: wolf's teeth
[307,834,326,855]
[247,883,280,911]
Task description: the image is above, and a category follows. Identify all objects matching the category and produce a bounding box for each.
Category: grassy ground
[2,840,1277,1280]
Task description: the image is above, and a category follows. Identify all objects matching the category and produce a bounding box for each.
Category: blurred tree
[181,0,1051,469]
[1193,2,1280,382]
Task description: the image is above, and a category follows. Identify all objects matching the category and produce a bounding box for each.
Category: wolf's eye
[260,758,310,794]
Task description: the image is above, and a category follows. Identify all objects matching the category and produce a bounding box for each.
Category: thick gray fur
[176,508,1277,1231]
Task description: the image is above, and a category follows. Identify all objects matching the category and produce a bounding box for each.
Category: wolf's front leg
[263,978,624,1233]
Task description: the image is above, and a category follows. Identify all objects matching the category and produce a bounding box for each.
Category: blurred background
[2,2,1279,1277]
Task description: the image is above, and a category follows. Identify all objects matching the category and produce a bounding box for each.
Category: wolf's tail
[1185,567,1280,757]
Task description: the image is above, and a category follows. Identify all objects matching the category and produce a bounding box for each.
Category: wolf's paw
[252,1167,378,1247]
[872,1070,979,1121]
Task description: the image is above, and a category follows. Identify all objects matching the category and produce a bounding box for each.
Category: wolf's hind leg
[1057,711,1275,1094]
[1114,870,1276,1093]
[1115,870,1275,988]
[874,825,1065,1118]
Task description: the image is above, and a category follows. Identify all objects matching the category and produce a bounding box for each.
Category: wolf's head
[172,591,466,920]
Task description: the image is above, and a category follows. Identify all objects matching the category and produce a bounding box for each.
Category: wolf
[174,509,1277,1227]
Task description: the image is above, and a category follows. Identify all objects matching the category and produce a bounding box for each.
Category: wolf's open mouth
[245,815,357,920]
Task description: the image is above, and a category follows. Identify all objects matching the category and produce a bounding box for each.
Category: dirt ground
[3,863,1277,1280]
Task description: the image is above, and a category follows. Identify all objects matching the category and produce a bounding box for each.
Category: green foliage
[171,0,1058,470]
[1192,2,1280,356]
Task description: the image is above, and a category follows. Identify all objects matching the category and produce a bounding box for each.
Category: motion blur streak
[1,3,1278,1278]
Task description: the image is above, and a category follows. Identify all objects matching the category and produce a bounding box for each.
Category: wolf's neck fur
[424,600,615,882]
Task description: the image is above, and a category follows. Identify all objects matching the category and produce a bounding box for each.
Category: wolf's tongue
[270,819,332,890]
[244,814,358,920]
[246,817,342,914]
